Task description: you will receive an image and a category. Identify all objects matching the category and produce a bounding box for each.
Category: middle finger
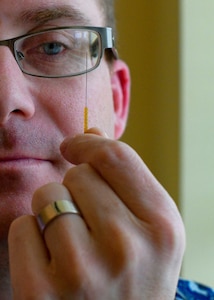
[62,163,135,235]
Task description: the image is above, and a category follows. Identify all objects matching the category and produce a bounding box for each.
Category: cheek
[90,91,114,137]
[28,69,115,138]
[32,77,87,136]
[87,71,115,138]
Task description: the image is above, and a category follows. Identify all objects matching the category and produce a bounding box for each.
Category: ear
[111,59,131,139]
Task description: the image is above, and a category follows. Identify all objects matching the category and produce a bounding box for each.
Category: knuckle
[63,163,91,186]
[32,182,70,214]
[151,206,186,257]
[105,219,141,269]
[94,139,133,169]
[51,257,95,296]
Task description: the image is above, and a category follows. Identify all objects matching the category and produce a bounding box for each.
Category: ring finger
[32,182,92,279]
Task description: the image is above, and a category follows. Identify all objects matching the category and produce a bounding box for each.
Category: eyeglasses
[0,26,118,78]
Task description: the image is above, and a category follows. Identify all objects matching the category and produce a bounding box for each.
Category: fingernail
[85,127,109,138]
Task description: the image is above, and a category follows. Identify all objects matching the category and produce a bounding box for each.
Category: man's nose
[0,47,35,125]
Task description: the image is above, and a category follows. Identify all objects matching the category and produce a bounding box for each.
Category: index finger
[60,132,179,224]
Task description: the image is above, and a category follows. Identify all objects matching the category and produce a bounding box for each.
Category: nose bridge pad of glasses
[16,50,24,60]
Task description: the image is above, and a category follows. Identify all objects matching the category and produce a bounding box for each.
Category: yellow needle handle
[84,106,88,133]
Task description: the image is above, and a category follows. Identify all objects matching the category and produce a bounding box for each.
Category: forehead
[0,0,104,35]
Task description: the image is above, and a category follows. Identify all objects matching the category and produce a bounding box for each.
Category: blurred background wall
[116,0,214,287]
[116,1,180,206]
[180,0,214,286]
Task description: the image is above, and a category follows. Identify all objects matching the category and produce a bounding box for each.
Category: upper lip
[0,123,62,163]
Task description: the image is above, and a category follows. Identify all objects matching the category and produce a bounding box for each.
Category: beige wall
[180,0,214,286]
[116,1,180,205]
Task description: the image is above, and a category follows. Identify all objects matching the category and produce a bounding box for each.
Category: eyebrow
[17,4,91,26]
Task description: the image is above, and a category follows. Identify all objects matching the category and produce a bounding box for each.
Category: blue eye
[90,38,99,58]
[43,42,63,55]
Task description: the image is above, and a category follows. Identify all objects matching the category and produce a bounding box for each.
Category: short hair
[97,0,117,63]
[98,0,116,33]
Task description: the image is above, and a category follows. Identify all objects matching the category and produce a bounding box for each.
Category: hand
[8,128,185,300]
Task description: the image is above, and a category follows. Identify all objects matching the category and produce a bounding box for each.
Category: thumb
[60,127,109,162]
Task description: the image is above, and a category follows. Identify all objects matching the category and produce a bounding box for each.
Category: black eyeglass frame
[0,26,118,78]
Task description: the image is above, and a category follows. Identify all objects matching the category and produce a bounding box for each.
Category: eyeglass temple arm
[104,27,118,59]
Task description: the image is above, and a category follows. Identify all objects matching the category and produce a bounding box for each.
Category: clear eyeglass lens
[14,28,101,78]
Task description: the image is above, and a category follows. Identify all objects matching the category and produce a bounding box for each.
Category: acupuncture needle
[84,53,89,133]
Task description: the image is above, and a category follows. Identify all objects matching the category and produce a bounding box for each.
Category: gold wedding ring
[36,200,80,232]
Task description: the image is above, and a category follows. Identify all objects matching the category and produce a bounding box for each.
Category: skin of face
[0,0,130,239]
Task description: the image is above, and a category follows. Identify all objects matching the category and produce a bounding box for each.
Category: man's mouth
[0,156,50,168]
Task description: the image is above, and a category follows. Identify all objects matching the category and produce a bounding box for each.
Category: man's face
[0,0,129,234]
